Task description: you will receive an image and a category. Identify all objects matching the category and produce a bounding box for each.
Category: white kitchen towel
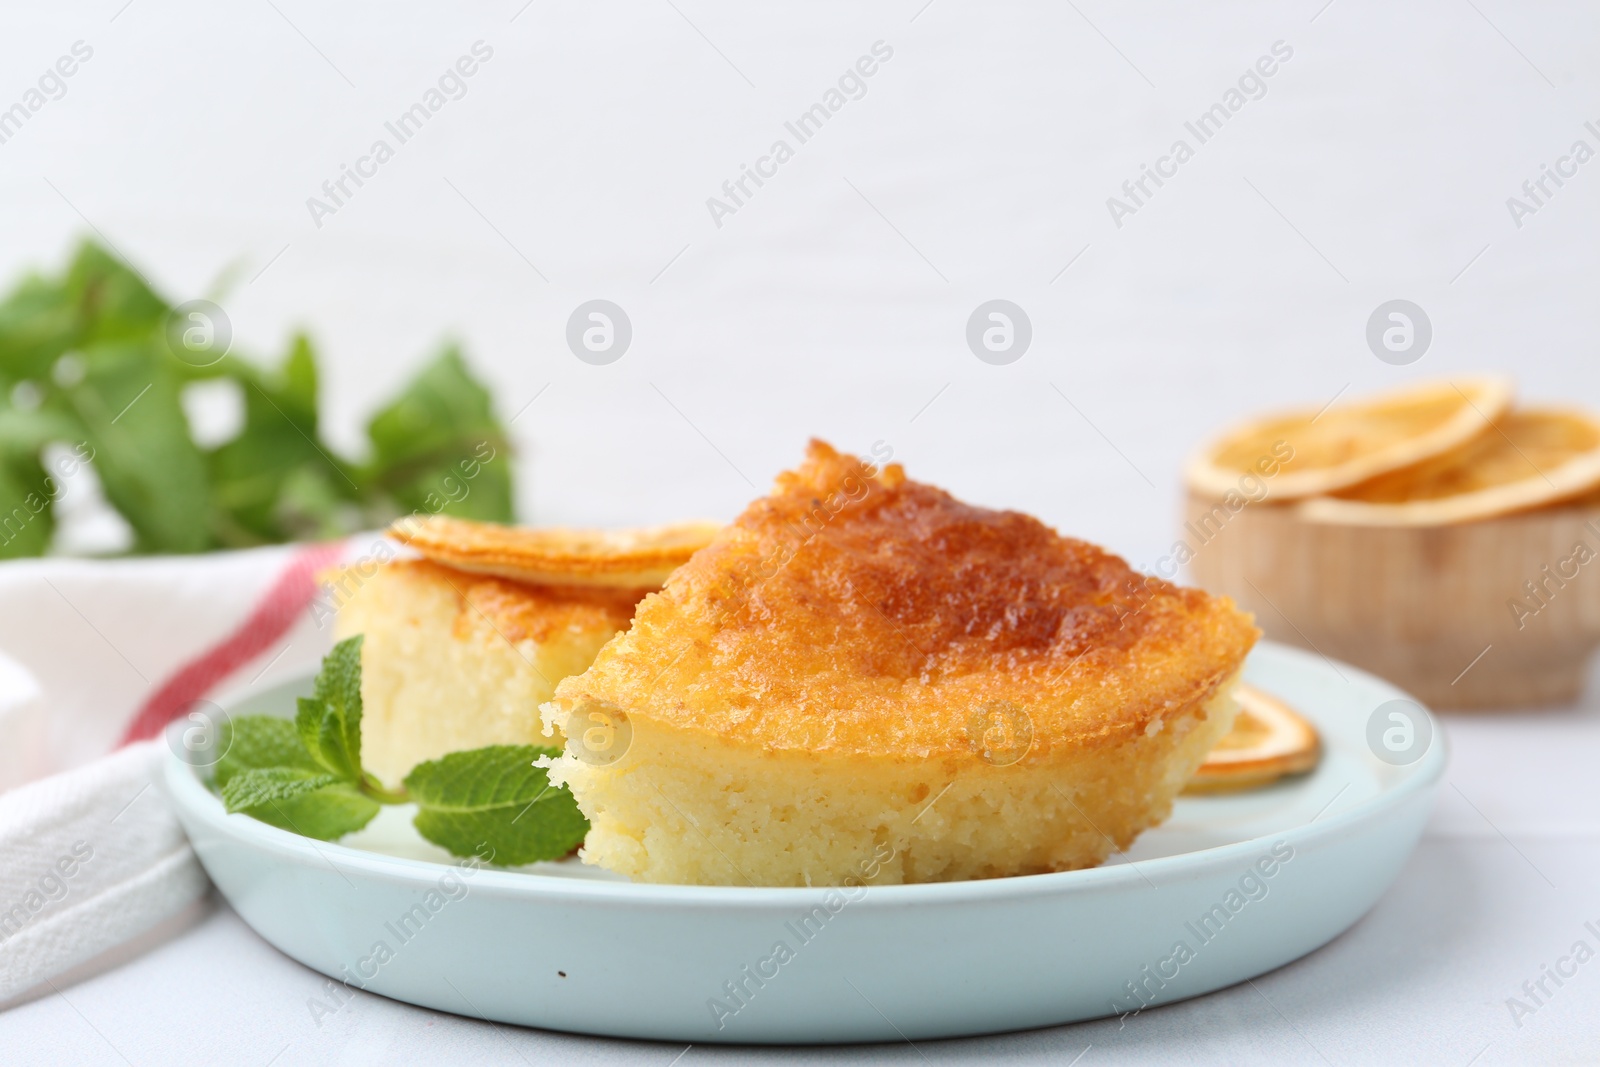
[0,742,206,999]
[0,538,370,1002]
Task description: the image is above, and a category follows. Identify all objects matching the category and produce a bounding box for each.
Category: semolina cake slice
[333,558,647,786]
[332,516,715,786]
[541,440,1260,887]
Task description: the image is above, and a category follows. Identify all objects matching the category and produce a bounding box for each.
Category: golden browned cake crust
[421,562,646,643]
[555,440,1259,758]
[390,515,722,589]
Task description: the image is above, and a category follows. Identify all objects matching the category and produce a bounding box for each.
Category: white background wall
[2,1,1597,572]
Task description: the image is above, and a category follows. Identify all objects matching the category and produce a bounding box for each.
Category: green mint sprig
[210,635,587,865]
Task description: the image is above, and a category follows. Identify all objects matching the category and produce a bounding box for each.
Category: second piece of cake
[332,518,719,786]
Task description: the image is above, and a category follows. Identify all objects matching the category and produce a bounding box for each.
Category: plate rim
[166,640,1446,907]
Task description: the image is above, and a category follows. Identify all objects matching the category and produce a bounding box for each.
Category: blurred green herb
[0,239,513,557]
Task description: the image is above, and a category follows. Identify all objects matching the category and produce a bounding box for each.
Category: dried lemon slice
[1185,377,1513,501]
[1185,684,1320,794]
[390,514,721,589]
[1299,408,1600,526]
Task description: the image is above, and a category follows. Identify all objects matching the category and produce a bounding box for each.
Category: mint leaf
[0,273,83,382]
[215,719,382,842]
[295,635,364,782]
[207,335,365,548]
[362,347,513,523]
[214,715,320,788]
[243,783,381,841]
[61,342,211,553]
[221,766,340,810]
[62,240,168,350]
[221,766,380,841]
[404,745,587,865]
[0,453,55,559]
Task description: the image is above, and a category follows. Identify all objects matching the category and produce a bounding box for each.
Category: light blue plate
[163,641,1443,1043]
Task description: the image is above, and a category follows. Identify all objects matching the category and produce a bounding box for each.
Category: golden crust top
[553,440,1260,758]
[389,515,722,589]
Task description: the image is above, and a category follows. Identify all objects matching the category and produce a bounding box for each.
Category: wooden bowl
[1183,492,1600,709]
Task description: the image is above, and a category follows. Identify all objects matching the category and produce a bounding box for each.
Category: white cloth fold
[0,539,371,1002]
[0,742,205,999]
